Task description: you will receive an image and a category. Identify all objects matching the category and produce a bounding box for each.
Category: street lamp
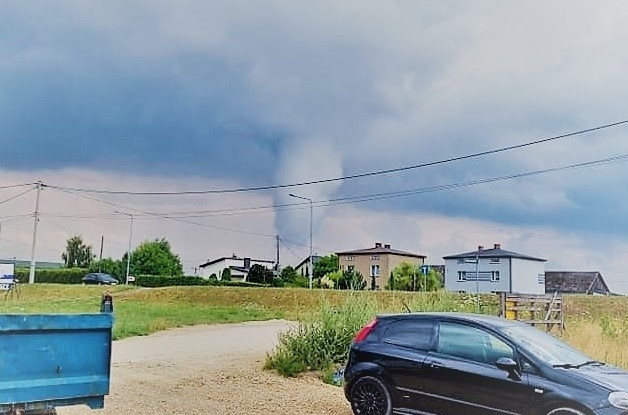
[289,193,313,290]
[115,211,134,285]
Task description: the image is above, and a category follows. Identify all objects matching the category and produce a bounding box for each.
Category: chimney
[494,243,501,250]
[375,242,382,248]
[384,244,391,249]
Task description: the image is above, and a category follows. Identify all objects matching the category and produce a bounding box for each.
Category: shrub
[265,295,376,376]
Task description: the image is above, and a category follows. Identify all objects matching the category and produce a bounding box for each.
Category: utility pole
[475,245,482,313]
[275,235,280,272]
[98,235,104,272]
[28,181,42,284]
[125,215,133,285]
[289,193,313,289]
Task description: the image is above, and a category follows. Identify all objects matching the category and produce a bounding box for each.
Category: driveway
[59,320,351,414]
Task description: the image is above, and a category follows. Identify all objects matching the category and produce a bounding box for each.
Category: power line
[91,152,628,218]
[0,183,35,190]
[48,187,278,239]
[0,187,34,207]
[42,119,628,196]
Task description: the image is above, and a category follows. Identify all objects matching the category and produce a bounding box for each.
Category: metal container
[0,313,113,414]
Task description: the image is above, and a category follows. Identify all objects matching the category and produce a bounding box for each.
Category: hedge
[14,268,90,284]
[133,275,271,288]
[134,275,210,287]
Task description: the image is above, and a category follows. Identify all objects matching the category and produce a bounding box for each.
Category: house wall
[444,257,511,293]
[199,258,274,280]
[339,253,424,289]
[510,259,546,295]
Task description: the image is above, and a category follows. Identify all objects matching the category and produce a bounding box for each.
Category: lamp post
[475,245,482,313]
[289,193,313,289]
[115,211,134,285]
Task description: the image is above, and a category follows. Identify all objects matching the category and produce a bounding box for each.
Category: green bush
[14,267,90,284]
[265,295,376,376]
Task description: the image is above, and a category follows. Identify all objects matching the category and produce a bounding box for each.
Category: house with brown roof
[336,242,426,289]
[544,271,611,295]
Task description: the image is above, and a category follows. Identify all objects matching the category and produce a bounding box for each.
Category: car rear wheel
[349,376,392,415]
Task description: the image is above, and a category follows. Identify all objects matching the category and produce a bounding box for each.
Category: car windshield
[501,324,592,367]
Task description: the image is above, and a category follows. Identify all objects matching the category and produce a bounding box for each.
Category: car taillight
[354,319,378,343]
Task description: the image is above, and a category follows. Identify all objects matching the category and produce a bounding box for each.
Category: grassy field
[1,284,627,368]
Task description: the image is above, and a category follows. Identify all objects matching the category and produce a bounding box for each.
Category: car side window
[382,320,435,351]
[437,322,514,365]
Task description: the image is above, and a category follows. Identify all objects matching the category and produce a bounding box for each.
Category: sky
[2,1,628,292]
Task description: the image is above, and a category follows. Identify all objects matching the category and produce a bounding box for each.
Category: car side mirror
[495,357,521,380]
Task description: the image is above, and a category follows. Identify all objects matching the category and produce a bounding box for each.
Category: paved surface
[59,320,352,414]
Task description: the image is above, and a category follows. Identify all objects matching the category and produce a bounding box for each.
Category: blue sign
[421,265,429,275]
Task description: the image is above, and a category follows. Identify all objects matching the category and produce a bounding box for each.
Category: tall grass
[265,294,377,376]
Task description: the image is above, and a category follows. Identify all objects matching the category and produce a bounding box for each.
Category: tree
[387,262,443,291]
[247,264,274,284]
[345,269,366,290]
[62,235,95,268]
[280,266,298,284]
[221,268,232,281]
[125,238,183,276]
[313,255,339,280]
[89,257,123,278]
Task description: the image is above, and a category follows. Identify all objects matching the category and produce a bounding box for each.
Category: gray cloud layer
[2,1,628,242]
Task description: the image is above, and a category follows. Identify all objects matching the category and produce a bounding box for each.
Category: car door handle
[426,360,443,369]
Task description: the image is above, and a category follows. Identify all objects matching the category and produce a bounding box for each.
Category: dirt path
[59,320,352,415]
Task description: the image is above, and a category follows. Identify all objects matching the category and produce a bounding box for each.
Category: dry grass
[1,285,627,368]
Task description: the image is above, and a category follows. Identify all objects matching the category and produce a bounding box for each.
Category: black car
[344,312,628,415]
[81,273,119,285]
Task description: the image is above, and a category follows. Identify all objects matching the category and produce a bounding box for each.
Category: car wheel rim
[352,380,387,415]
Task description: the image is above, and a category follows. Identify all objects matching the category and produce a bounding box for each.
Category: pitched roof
[199,256,275,268]
[295,255,323,270]
[545,271,611,295]
[442,247,546,262]
[336,244,426,259]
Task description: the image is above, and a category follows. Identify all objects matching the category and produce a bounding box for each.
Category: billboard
[0,263,15,291]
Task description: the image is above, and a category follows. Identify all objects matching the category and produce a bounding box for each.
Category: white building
[294,255,323,277]
[198,254,276,282]
[443,244,547,295]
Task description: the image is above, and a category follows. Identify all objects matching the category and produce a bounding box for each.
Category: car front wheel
[349,376,392,415]
[546,407,589,415]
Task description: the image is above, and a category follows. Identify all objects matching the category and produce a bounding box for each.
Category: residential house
[294,255,323,278]
[198,254,275,282]
[443,244,547,295]
[336,242,426,289]
[545,271,611,295]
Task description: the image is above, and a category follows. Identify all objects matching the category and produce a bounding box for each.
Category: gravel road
[59,320,352,415]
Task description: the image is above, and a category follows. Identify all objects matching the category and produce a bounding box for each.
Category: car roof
[376,312,527,329]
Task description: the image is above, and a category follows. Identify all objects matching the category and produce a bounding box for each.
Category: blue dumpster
[0,312,113,414]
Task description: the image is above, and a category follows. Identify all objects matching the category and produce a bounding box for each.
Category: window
[458,271,500,282]
[489,258,501,264]
[457,258,465,264]
[346,256,354,261]
[370,264,380,277]
[383,320,435,350]
[371,255,380,261]
[437,322,514,364]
